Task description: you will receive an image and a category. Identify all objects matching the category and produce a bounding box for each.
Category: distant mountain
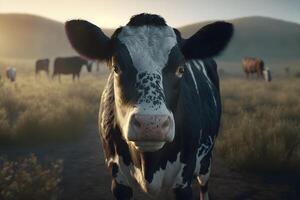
[0,14,299,74]
[0,13,113,59]
[179,16,300,63]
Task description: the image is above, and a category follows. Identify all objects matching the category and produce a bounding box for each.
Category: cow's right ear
[65,20,110,60]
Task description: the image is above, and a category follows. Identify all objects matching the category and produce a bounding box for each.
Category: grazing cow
[65,13,233,199]
[6,67,16,82]
[35,58,50,76]
[242,57,265,79]
[53,56,92,81]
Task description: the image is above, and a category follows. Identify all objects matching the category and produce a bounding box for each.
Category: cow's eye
[113,64,121,74]
[176,66,185,77]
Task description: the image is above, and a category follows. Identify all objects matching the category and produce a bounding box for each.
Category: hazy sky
[0,0,299,28]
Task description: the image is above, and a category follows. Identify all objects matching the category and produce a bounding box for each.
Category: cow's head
[65,13,233,152]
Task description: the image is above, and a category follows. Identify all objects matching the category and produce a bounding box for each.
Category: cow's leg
[111,179,133,200]
[198,164,211,200]
[172,186,193,200]
[109,162,133,200]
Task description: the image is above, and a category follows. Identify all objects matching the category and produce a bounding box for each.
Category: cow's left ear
[181,21,233,59]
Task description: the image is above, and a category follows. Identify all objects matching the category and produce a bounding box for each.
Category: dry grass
[216,78,300,173]
[0,73,105,144]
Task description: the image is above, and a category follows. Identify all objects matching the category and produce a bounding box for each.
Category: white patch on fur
[193,60,217,107]
[115,152,187,199]
[117,26,177,72]
[186,62,199,95]
[194,134,214,177]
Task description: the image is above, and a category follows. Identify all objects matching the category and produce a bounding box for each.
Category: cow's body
[100,59,220,198]
[35,59,50,76]
[6,67,16,82]
[242,57,265,78]
[53,56,91,81]
[65,13,233,199]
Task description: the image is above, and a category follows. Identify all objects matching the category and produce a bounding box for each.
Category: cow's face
[65,13,233,152]
[110,26,184,151]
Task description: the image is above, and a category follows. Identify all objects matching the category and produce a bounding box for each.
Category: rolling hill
[179,16,300,62]
[0,13,113,59]
[0,14,299,74]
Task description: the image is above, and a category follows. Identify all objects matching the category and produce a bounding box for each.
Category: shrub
[0,154,63,200]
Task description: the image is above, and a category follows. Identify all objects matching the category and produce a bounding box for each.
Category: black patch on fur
[111,179,133,200]
[111,163,119,178]
[182,21,233,59]
[201,181,209,193]
[112,41,138,106]
[127,13,167,26]
[172,186,193,200]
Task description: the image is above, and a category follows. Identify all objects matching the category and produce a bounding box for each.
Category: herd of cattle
[3,56,95,82]
[2,56,274,83]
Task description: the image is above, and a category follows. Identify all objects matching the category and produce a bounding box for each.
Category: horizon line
[1,12,300,28]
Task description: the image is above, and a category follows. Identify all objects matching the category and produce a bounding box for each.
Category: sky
[0,0,299,28]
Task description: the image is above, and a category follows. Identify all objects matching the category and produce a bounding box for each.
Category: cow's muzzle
[128,114,174,152]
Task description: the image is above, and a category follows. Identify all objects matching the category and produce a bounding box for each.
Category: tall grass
[0,74,105,144]
[216,78,300,173]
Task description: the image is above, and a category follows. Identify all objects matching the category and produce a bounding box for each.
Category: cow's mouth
[133,141,165,152]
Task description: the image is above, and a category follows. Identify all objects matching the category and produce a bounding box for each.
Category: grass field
[217,78,300,174]
[0,73,105,145]
[0,71,299,172]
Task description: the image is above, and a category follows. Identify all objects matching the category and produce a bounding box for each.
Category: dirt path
[0,124,299,200]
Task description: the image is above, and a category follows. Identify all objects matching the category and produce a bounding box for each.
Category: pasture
[0,68,300,199]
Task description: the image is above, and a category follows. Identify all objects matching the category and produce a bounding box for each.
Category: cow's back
[242,57,264,73]
[54,57,83,74]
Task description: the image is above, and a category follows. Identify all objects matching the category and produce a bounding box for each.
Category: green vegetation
[0,154,63,200]
[216,78,300,174]
[0,74,104,144]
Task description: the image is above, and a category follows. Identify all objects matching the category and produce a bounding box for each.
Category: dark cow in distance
[66,13,233,199]
[53,56,92,81]
[35,58,50,76]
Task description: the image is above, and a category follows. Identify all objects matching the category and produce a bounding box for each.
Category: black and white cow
[65,13,233,200]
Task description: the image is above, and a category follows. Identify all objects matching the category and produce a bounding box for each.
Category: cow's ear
[65,20,110,60]
[181,21,233,59]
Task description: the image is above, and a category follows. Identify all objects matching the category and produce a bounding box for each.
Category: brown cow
[242,57,265,79]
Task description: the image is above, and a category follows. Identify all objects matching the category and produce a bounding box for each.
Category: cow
[52,56,92,81]
[65,13,233,199]
[6,67,16,82]
[242,57,266,79]
[35,58,50,76]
